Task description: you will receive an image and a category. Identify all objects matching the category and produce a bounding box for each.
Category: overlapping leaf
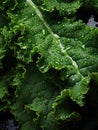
[11,64,59,130]
[41,0,82,15]
[0,0,98,130]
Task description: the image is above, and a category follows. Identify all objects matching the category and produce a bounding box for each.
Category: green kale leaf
[0,0,98,130]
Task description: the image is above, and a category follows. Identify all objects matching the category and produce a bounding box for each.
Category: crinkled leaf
[41,0,82,15]
[52,89,80,121]
[26,0,98,107]
[0,0,98,130]
[11,64,59,130]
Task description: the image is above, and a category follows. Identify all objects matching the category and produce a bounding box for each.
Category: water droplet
[21,55,24,59]
[66,38,71,43]
[55,61,59,65]
[22,46,27,49]
[58,21,60,24]
[40,65,45,69]
[72,78,75,81]
[42,29,45,35]
[19,42,22,45]
[82,45,85,48]
[32,13,34,16]
[25,3,28,7]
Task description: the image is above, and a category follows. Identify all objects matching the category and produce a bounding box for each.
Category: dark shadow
[0,111,19,130]
[76,7,98,24]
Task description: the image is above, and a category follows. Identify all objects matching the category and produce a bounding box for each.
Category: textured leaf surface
[41,0,82,15]
[0,0,98,130]
[11,64,59,130]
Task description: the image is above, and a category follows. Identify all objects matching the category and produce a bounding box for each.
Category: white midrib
[27,0,83,78]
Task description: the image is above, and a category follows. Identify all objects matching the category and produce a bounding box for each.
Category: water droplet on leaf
[42,29,45,35]
[22,46,27,49]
